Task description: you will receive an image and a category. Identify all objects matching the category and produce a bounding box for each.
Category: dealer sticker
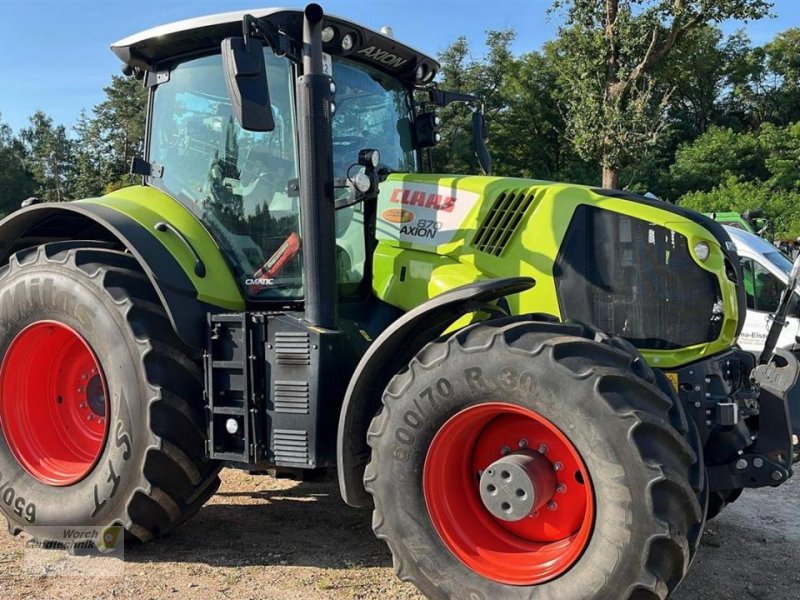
[377,181,481,246]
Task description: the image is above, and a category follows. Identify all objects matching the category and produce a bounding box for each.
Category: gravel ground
[0,468,797,600]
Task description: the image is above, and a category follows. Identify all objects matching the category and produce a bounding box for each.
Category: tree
[679,177,800,238]
[668,125,767,197]
[0,113,35,216]
[433,31,517,175]
[71,75,147,197]
[551,0,772,189]
[19,111,74,202]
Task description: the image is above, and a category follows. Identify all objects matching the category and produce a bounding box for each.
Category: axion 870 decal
[377,181,480,247]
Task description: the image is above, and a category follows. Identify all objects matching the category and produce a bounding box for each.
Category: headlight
[694,242,710,262]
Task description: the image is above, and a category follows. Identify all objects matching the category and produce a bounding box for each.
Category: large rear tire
[0,243,220,541]
[365,317,705,599]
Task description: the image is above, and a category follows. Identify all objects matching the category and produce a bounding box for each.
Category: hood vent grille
[473,189,535,256]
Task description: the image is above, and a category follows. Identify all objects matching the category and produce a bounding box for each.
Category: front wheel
[365,318,705,599]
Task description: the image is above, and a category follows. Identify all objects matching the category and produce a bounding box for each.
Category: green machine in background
[708,209,770,237]
[0,5,796,599]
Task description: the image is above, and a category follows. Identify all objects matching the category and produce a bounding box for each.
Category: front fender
[336,276,535,507]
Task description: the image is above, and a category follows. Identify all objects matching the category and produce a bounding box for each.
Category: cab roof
[111,7,439,85]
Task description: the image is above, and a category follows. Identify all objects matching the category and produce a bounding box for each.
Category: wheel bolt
[500,446,511,456]
[81,373,88,380]
[76,387,85,394]
[87,415,93,421]
[553,461,563,472]
[547,501,558,511]
[519,439,528,448]
[80,402,87,409]
[557,484,567,494]
[538,444,548,455]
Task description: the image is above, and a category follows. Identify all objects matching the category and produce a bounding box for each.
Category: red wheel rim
[0,322,109,486]
[423,403,594,585]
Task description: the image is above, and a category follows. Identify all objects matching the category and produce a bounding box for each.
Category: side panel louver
[273,429,309,465]
[273,380,311,414]
[473,189,536,256]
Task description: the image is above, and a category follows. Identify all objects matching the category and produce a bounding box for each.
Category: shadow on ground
[121,469,800,599]
[125,475,390,571]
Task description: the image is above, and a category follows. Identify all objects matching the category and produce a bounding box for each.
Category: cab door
[738,256,799,353]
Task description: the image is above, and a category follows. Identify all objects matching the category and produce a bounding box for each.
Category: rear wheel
[0,243,220,541]
[365,317,705,599]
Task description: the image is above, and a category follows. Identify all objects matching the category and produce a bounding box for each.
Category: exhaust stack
[296,3,337,328]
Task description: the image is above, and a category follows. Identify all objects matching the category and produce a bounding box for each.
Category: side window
[740,258,756,310]
[752,260,782,313]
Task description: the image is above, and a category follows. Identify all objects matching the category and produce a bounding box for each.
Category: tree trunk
[602,165,620,190]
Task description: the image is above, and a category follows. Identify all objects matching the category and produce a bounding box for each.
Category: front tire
[0,243,220,541]
[365,317,705,599]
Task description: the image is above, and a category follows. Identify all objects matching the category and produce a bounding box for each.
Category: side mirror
[221,37,275,132]
[472,111,491,175]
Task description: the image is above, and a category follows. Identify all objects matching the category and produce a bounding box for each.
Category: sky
[0,0,799,134]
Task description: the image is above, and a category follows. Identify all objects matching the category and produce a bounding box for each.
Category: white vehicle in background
[725,225,800,354]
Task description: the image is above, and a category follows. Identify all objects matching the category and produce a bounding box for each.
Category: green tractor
[0,4,797,598]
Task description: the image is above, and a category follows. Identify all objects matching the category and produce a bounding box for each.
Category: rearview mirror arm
[242,14,300,63]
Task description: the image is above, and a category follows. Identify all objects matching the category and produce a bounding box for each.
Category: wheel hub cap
[479,451,557,522]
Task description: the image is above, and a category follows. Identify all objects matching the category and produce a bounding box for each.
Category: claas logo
[382,208,415,224]
[389,188,457,212]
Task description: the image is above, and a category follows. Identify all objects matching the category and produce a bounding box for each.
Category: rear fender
[0,190,244,349]
[336,276,535,507]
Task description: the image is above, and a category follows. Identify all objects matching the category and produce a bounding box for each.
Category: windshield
[764,250,794,276]
[148,50,302,300]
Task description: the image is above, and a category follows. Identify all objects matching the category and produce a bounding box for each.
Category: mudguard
[337,276,535,507]
[0,188,244,349]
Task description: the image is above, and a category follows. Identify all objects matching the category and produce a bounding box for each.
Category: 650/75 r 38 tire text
[365,317,706,600]
[0,242,220,541]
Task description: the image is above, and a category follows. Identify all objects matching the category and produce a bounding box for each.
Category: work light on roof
[321,26,335,43]
[341,33,355,51]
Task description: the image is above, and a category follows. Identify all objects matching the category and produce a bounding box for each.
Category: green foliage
[19,111,74,202]
[679,177,800,238]
[71,75,147,197]
[669,126,767,197]
[0,114,35,216]
[433,30,594,182]
[550,0,772,188]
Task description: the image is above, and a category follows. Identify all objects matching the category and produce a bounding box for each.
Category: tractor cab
[112,8,447,303]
